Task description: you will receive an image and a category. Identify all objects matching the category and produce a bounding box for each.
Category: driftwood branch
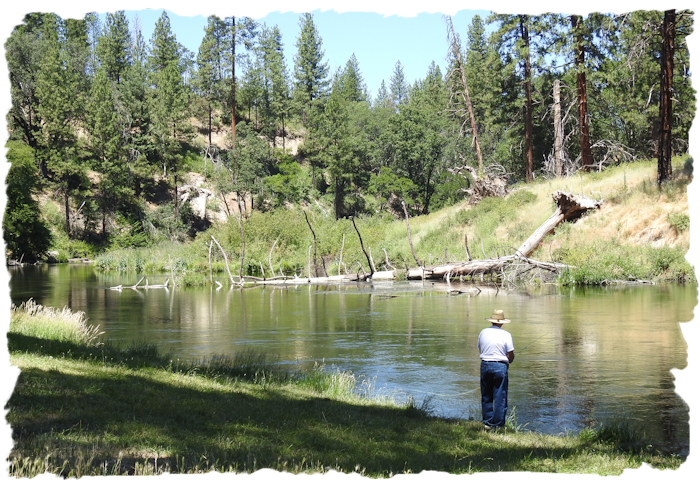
[233,215,245,282]
[211,235,236,285]
[304,211,326,277]
[352,217,374,278]
[268,239,277,278]
[402,201,421,267]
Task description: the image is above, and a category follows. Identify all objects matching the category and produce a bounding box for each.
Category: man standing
[477,309,515,429]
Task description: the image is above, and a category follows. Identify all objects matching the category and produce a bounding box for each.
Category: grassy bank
[91,156,695,286]
[6,301,684,477]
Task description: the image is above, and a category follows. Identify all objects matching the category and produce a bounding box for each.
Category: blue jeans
[480,361,509,427]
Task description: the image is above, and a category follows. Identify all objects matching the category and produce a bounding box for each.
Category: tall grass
[10,299,104,347]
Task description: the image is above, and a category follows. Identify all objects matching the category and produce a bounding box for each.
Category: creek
[8,263,694,455]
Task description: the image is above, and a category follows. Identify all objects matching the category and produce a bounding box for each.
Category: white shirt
[477,326,514,363]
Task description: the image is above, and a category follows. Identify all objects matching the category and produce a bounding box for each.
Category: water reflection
[8,264,694,454]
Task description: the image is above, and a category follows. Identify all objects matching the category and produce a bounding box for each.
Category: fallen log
[516,190,602,258]
[405,255,571,281]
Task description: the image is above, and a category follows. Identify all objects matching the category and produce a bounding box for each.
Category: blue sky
[117,8,491,99]
[5,1,689,100]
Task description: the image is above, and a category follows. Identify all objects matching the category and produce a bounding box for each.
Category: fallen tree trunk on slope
[516,190,603,258]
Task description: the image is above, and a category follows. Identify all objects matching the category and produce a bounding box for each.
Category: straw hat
[485,309,511,324]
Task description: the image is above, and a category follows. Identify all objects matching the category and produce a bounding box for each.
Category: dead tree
[448,163,509,204]
[516,191,603,258]
[445,15,483,170]
[402,201,422,267]
[553,79,564,177]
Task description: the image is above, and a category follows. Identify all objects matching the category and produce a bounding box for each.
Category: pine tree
[147,11,191,218]
[35,14,90,236]
[96,10,131,84]
[86,67,133,234]
[292,13,329,118]
[257,24,291,142]
[196,15,231,145]
[389,60,409,108]
[338,53,367,103]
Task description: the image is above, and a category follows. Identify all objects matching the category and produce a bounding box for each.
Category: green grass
[6,302,685,477]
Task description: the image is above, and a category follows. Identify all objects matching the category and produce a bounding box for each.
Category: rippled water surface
[9,264,694,454]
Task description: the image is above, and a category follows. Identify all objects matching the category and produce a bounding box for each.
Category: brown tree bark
[516,191,602,258]
[658,9,675,187]
[446,15,483,170]
[230,16,236,144]
[571,15,593,172]
[553,79,564,177]
[520,16,534,183]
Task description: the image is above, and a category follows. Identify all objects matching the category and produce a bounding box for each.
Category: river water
[7,264,695,455]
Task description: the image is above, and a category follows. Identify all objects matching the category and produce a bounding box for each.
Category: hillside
[78,155,694,287]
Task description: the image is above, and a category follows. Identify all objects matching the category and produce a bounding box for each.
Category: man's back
[477,326,514,363]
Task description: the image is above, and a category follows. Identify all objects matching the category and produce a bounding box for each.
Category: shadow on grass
[6,333,647,476]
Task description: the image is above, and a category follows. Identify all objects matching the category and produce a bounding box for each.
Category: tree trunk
[516,191,603,258]
[553,79,564,177]
[571,15,593,172]
[402,200,421,268]
[520,16,534,183]
[446,15,483,170]
[230,16,236,144]
[658,9,675,187]
[64,184,71,237]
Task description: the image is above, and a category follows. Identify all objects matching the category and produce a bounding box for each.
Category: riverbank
[83,157,694,288]
[6,301,684,477]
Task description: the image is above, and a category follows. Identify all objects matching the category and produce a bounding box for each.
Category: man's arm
[507,350,514,363]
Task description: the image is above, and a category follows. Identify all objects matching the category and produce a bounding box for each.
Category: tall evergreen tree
[338,53,367,103]
[292,13,329,119]
[196,15,230,145]
[257,24,291,142]
[147,11,191,217]
[389,60,409,108]
[35,14,90,236]
[96,10,131,84]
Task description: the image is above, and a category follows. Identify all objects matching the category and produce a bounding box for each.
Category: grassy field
[5,301,685,477]
[91,156,695,287]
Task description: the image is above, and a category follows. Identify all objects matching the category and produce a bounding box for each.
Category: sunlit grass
[10,299,104,347]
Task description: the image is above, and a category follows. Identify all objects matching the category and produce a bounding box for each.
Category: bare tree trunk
[230,16,236,144]
[233,214,245,281]
[553,79,564,177]
[445,15,483,170]
[520,16,534,183]
[516,191,602,257]
[402,200,421,267]
[64,185,71,237]
[304,211,326,277]
[211,235,235,285]
[352,217,374,277]
[658,9,675,187]
[571,15,593,172]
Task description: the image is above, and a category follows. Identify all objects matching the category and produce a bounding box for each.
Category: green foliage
[558,240,694,285]
[264,153,310,206]
[3,142,53,262]
[667,212,690,233]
